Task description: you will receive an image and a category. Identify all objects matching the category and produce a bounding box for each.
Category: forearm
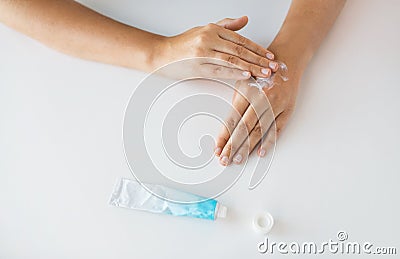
[0,0,163,71]
[269,0,346,79]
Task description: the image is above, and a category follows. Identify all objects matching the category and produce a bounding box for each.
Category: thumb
[216,16,248,31]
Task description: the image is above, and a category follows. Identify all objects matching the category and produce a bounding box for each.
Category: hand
[155,16,279,80]
[214,59,301,166]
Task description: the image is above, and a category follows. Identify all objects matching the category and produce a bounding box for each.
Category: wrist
[122,28,168,72]
[144,35,169,72]
[269,44,307,81]
[268,36,314,81]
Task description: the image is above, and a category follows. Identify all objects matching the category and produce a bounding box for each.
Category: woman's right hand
[154,16,279,80]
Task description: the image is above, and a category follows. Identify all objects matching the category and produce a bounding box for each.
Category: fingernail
[259,149,266,157]
[266,52,274,60]
[220,156,229,166]
[269,61,278,70]
[242,71,250,78]
[261,68,271,76]
[233,154,243,164]
[214,147,221,156]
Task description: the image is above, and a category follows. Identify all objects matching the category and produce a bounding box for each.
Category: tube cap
[253,211,274,234]
[216,205,228,219]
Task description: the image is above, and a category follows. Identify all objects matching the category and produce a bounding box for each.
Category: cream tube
[109,178,227,221]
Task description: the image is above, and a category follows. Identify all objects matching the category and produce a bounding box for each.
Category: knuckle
[238,122,249,134]
[229,138,240,152]
[224,142,232,153]
[213,66,223,75]
[245,120,254,132]
[226,55,238,65]
[253,125,262,136]
[266,137,275,146]
[263,136,275,147]
[206,23,215,28]
[258,56,267,66]
[221,135,229,144]
[228,68,236,76]
[204,23,217,31]
[235,45,244,56]
[219,136,228,146]
[238,36,248,46]
[225,117,237,131]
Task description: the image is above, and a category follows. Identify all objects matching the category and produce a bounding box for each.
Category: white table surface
[1,0,399,258]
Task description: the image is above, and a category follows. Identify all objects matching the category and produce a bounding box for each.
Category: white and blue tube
[109,178,227,221]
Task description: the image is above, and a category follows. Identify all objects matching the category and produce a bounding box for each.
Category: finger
[216,16,248,31]
[214,40,280,72]
[217,29,275,60]
[258,111,291,157]
[200,63,251,80]
[219,105,257,166]
[213,51,273,78]
[232,110,275,164]
[219,95,269,166]
[214,85,250,157]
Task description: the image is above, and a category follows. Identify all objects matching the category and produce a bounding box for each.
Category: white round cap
[253,211,274,234]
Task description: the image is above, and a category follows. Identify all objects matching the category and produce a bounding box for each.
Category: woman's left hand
[214,59,302,166]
